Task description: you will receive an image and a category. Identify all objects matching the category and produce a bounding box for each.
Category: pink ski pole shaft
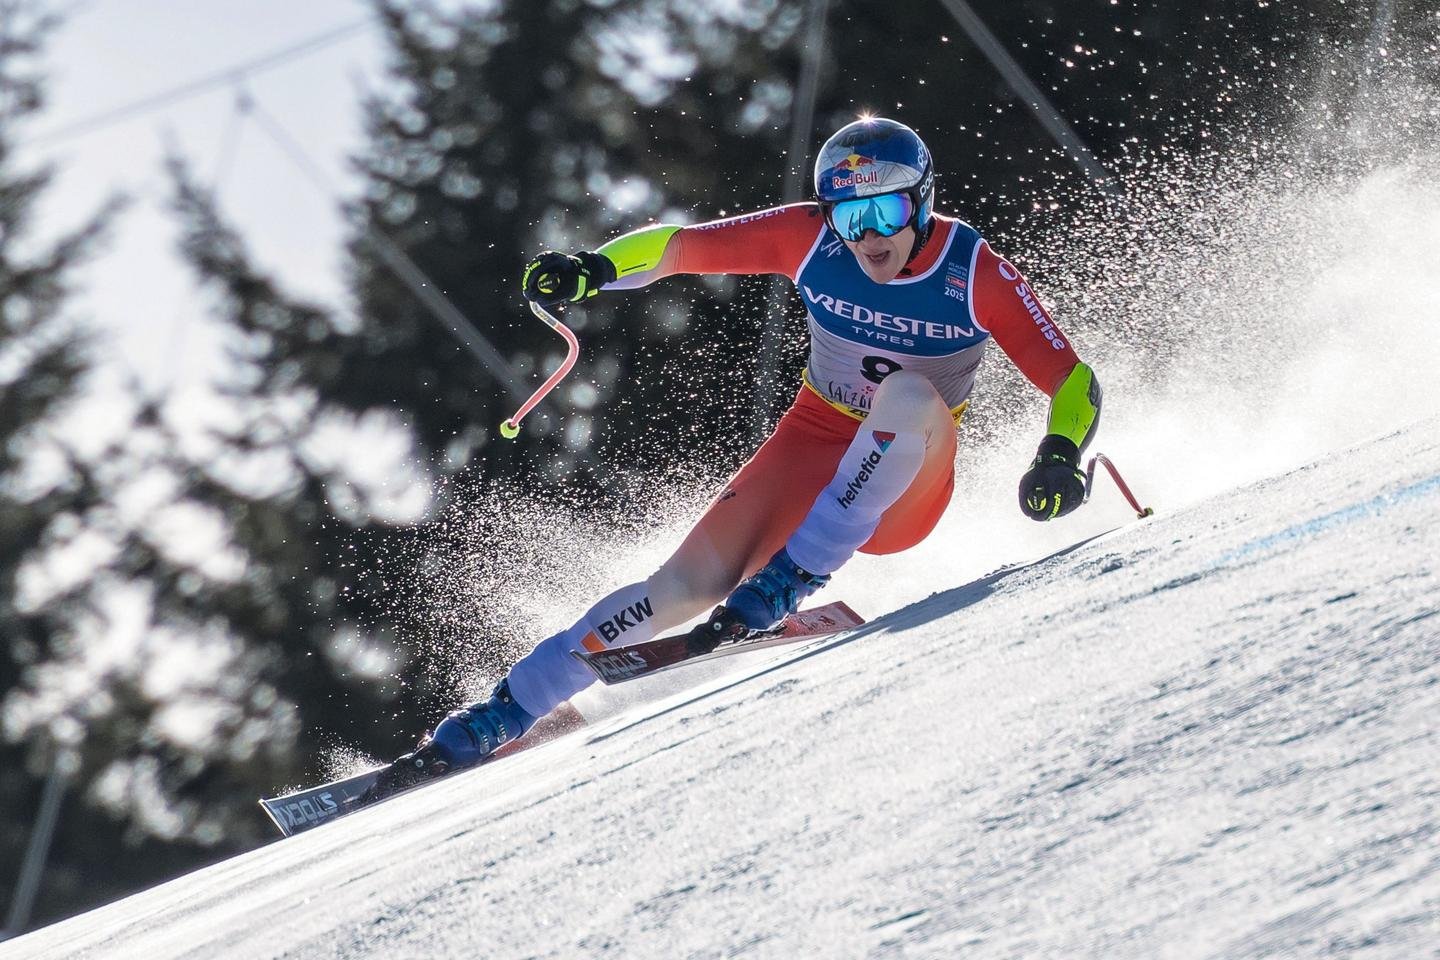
[499,301,581,439]
[1084,453,1154,519]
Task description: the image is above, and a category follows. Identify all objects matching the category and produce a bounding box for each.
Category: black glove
[1019,435,1087,521]
[521,250,616,306]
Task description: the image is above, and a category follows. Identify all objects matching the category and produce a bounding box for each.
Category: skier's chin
[847,229,912,283]
[856,247,902,283]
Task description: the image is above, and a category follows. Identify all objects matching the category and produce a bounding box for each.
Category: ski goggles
[820,190,919,242]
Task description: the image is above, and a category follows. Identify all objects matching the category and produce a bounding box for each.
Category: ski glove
[1019,435,1087,521]
[521,250,616,306]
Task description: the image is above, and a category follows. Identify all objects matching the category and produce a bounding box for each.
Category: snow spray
[835,37,1440,617]
[392,27,1440,704]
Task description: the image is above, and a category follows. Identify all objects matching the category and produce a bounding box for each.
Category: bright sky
[23,0,387,395]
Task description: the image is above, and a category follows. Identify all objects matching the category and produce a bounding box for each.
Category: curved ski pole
[1083,453,1154,519]
[499,301,581,439]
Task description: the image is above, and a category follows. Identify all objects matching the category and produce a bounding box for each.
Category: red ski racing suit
[507,203,1096,716]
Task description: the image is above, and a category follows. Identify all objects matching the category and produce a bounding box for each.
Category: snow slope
[6,417,1437,959]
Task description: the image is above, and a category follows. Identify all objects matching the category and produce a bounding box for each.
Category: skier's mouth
[863,249,891,267]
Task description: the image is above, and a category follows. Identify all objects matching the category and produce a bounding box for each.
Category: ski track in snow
[5,421,1438,959]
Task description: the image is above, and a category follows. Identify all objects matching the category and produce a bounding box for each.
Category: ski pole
[1083,453,1154,519]
[499,301,581,439]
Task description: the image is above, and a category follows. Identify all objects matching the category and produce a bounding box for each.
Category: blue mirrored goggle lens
[826,192,917,241]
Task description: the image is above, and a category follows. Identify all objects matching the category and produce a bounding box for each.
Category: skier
[420,117,1101,770]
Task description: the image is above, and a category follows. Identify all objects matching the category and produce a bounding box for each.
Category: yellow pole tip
[500,420,520,439]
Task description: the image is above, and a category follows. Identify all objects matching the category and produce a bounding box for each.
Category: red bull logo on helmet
[829,152,881,190]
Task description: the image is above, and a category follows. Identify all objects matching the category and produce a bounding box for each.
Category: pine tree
[340,0,810,483]
[150,157,439,784]
[0,0,127,928]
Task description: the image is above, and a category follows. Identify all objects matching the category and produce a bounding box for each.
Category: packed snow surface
[6,418,1438,958]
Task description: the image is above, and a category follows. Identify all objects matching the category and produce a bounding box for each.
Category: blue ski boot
[361,679,540,801]
[723,547,830,632]
[425,678,537,772]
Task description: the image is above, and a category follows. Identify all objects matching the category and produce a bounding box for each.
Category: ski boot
[366,679,537,800]
[721,547,830,632]
[425,678,537,770]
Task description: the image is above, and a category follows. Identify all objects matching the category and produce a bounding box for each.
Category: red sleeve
[671,203,825,280]
[972,242,1080,395]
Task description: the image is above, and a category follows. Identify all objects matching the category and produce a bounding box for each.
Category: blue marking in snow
[1219,473,1440,564]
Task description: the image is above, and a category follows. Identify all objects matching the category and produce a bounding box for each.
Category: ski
[571,601,865,685]
[260,766,387,837]
[262,605,864,835]
[259,702,586,837]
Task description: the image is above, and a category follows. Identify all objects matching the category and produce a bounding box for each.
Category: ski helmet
[813,117,934,240]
